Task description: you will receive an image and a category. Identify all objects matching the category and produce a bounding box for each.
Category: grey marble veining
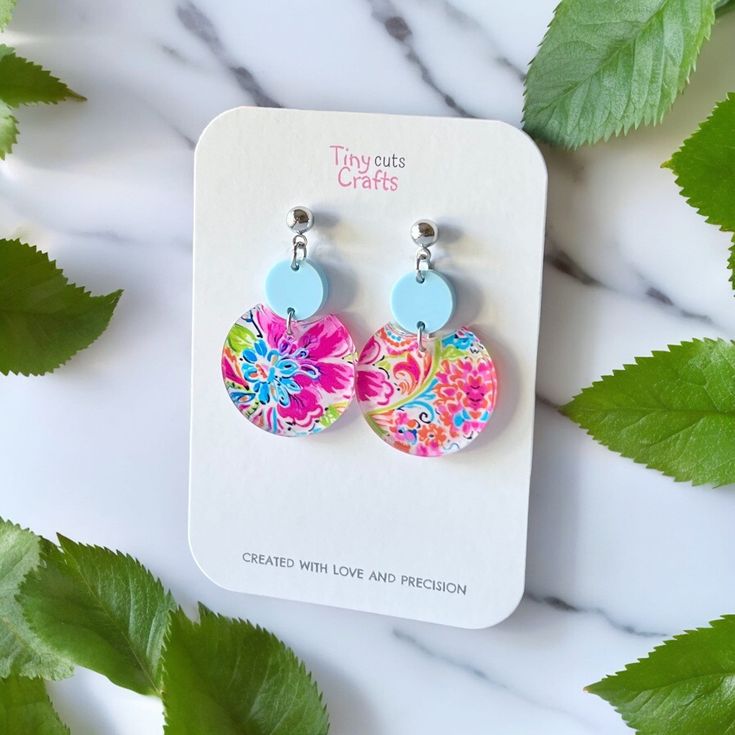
[3,1,735,733]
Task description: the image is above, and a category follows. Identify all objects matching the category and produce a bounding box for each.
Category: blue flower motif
[443,331,474,351]
[240,338,304,408]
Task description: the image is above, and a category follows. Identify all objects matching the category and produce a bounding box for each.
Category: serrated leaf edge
[0,104,18,159]
[560,338,735,487]
[522,1,714,149]
[586,615,735,732]
[57,534,176,694]
[0,45,85,107]
[161,606,330,734]
[20,535,175,695]
[663,93,735,295]
[0,239,123,376]
[0,517,75,682]
[38,677,72,735]
[0,676,73,735]
[663,93,735,222]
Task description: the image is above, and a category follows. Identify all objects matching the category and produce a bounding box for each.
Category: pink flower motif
[391,410,417,444]
[393,352,422,395]
[357,366,394,407]
[222,305,355,435]
[416,423,448,456]
[296,317,357,394]
[358,333,384,365]
[435,357,496,436]
[374,409,419,453]
[355,334,394,407]
[273,373,319,425]
[380,323,416,356]
[355,321,497,456]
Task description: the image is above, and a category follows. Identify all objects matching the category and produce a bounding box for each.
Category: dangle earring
[221,207,356,437]
[356,220,497,457]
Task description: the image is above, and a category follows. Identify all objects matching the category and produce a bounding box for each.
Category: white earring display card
[190,107,547,628]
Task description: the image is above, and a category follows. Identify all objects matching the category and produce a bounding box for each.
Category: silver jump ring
[415,248,431,283]
[286,307,296,336]
[291,235,308,271]
[416,321,426,353]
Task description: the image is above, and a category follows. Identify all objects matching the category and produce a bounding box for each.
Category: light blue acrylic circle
[265,259,328,320]
[390,270,454,333]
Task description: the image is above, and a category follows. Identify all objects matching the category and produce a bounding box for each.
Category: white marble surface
[2,1,735,733]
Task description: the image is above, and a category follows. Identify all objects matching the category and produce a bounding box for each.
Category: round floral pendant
[222,304,356,437]
[356,322,497,457]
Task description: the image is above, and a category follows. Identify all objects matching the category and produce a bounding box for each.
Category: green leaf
[20,536,176,695]
[163,606,329,735]
[0,0,15,31]
[0,239,123,376]
[0,45,84,107]
[588,616,735,734]
[729,239,735,290]
[0,676,69,735]
[561,339,735,486]
[523,0,715,149]
[226,323,256,353]
[664,93,735,233]
[0,519,73,680]
[715,0,735,16]
[0,102,18,159]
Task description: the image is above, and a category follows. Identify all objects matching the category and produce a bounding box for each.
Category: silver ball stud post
[287,206,314,234]
[410,219,439,247]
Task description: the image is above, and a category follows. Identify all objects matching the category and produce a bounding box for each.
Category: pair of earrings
[221,207,498,457]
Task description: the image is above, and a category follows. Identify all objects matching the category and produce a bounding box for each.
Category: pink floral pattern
[356,322,497,456]
[222,304,356,436]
